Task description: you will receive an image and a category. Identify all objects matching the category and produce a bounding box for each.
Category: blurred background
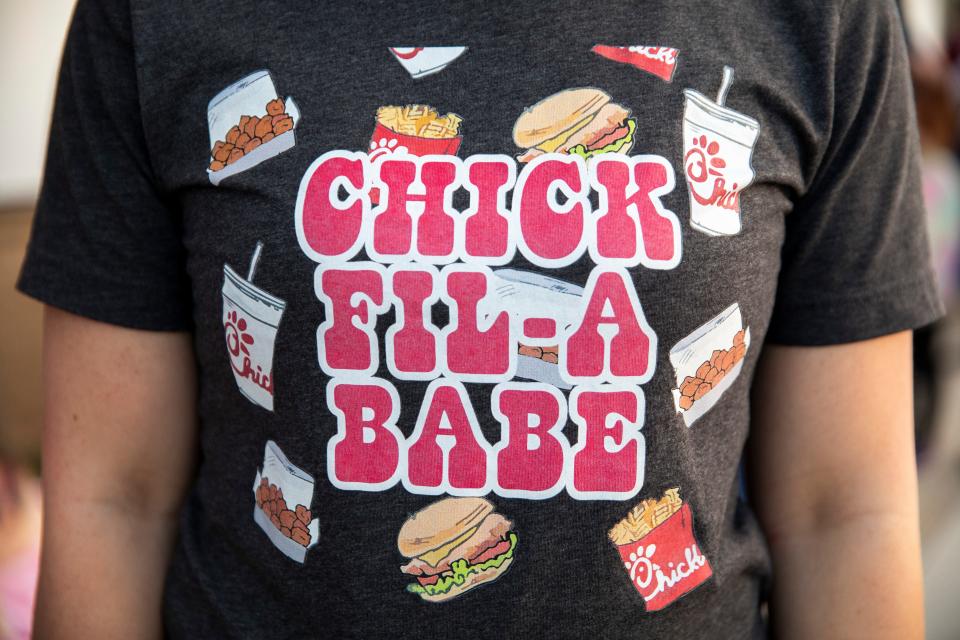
[1,1,959,638]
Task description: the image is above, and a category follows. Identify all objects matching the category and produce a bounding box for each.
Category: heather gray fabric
[18,0,941,638]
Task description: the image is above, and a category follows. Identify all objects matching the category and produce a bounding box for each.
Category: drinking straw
[248,241,264,281]
[716,66,735,106]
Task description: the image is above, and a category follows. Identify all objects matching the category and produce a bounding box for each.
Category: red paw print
[225,310,255,358]
[684,135,727,184]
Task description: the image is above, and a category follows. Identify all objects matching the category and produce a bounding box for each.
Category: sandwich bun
[414,556,515,603]
[513,88,611,149]
[398,497,494,559]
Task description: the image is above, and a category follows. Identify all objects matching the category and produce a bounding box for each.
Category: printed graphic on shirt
[609,488,712,611]
[480,270,583,389]
[296,89,691,499]
[398,497,517,602]
[222,243,286,411]
[591,45,679,82]
[512,87,637,163]
[253,440,320,563]
[367,104,464,204]
[206,70,300,186]
[389,47,468,78]
[669,302,750,426]
[682,66,760,236]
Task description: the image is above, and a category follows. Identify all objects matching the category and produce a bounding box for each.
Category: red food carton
[612,502,713,611]
[591,45,679,83]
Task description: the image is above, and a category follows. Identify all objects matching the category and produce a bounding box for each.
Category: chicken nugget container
[614,504,713,611]
[669,303,750,426]
[484,270,585,390]
[253,441,320,563]
[207,70,300,185]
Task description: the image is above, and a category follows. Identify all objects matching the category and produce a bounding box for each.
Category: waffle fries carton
[609,488,712,611]
[367,104,463,204]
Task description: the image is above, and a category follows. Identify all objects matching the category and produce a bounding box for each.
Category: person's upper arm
[16,0,197,492]
[765,0,942,347]
[17,0,191,332]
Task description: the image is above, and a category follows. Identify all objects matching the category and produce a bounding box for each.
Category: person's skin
[749,332,924,639]
[33,307,198,639]
[33,308,924,638]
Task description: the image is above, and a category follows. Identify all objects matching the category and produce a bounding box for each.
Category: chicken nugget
[734,330,745,346]
[213,142,233,163]
[270,514,282,529]
[680,377,699,397]
[244,115,260,139]
[696,362,711,379]
[261,132,275,144]
[704,367,720,384]
[266,98,285,116]
[227,148,244,165]
[255,116,273,138]
[292,518,308,533]
[280,526,292,538]
[272,115,294,135]
[209,160,225,172]
[693,382,712,401]
[720,350,736,372]
[295,505,311,524]
[710,350,723,367]
[279,510,296,529]
[734,343,747,362]
[518,345,542,359]
[225,126,241,145]
[541,352,558,364]
[291,528,311,547]
[239,115,250,130]
[242,137,262,153]
[679,395,694,410]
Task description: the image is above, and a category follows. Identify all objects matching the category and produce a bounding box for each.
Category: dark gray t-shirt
[19,0,942,638]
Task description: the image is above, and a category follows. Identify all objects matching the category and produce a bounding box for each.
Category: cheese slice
[536,114,594,153]
[419,526,479,567]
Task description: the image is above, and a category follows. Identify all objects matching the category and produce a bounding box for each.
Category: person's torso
[132,2,839,637]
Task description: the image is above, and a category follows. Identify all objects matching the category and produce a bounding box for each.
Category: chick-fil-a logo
[684,134,741,212]
[225,310,273,395]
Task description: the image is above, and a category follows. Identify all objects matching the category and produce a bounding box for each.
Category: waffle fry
[608,488,683,545]
[377,104,462,139]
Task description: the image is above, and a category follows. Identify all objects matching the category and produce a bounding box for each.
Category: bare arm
[748,331,923,639]
[34,307,199,639]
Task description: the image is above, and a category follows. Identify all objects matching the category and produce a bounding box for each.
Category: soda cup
[682,67,760,236]
[222,244,285,411]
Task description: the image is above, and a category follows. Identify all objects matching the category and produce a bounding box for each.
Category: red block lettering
[590,155,680,269]
[316,265,386,376]
[442,267,512,381]
[493,383,568,498]
[562,268,657,385]
[514,155,590,267]
[405,381,492,494]
[371,156,459,261]
[386,266,440,379]
[295,151,367,262]
[569,385,645,500]
[326,379,403,490]
[462,155,516,262]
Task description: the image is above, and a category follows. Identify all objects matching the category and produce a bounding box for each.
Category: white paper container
[253,440,320,564]
[389,47,467,78]
[222,265,286,411]
[207,70,300,186]
[682,89,760,236]
[669,303,750,426]
[484,269,584,389]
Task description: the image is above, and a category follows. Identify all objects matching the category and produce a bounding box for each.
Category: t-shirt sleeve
[16,0,192,331]
[765,0,944,345]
